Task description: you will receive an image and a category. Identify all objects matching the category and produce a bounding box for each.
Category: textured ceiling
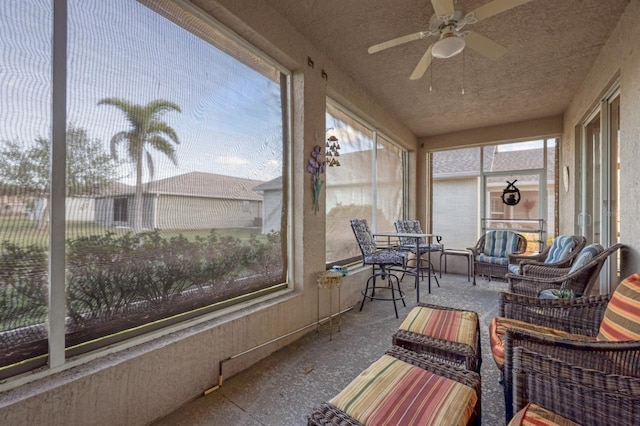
[261,0,629,137]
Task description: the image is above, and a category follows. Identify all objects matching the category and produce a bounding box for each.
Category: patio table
[375,232,437,303]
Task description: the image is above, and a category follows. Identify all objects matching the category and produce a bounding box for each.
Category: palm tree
[98,98,181,234]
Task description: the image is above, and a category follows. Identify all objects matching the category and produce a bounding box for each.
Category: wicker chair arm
[506,274,568,297]
[499,292,609,334]
[519,258,574,270]
[519,264,571,278]
[508,250,547,264]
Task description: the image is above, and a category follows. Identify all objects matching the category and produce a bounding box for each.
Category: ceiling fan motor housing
[429,10,466,32]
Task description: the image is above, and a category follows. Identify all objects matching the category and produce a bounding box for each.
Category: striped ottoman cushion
[393,304,481,372]
[399,306,478,349]
[509,403,580,426]
[489,317,595,369]
[329,354,477,426]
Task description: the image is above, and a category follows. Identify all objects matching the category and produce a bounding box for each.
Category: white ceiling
[261,0,629,137]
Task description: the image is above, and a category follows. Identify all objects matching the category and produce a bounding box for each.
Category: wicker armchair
[507,243,623,297]
[511,347,640,425]
[507,235,586,275]
[491,276,640,420]
[469,230,527,285]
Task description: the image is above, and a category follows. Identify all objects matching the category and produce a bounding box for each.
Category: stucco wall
[261,190,281,233]
[433,178,479,250]
[156,195,260,229]
[0,0,416,424]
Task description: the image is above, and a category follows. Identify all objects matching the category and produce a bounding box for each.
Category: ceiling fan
[368,0,535,80]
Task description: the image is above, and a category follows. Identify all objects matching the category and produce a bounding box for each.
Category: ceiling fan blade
[431,0,455,20]
[409,45,433,80]
[463,31,507,60]
[466,0,535,23]
[368,31,431,54]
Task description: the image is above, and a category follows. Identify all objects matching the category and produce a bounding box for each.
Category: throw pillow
[567,243,603,274]
[597,273,640,341]
[545,235,576,264]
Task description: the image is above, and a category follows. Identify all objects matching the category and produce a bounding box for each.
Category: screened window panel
[325,102,406,265]
[325,104,374,264]
[375,135,403,234]
[63,0,287,354]
[0,0,52,373]
[0,0,288,375]
[483,141,545,172]
[432,148,481,250]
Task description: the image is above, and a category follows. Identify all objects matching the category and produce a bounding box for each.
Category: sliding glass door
[578,87,620,293]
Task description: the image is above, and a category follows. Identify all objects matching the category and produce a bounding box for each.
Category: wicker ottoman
[307,346,481,426]
[392,303,481,372]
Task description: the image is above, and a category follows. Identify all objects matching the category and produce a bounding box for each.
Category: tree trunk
[133,153,144,234]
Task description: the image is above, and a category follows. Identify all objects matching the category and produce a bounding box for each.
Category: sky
[0,0,284,184]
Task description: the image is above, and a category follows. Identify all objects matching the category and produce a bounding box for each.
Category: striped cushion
[597,273,640,341]
[330,354,477,426]
[483,230,520,258]
[567,243,603,273]
[509,403,580,426]
[489,317,595,369]
[545,236,576,264]
[478,253,509,266]
[399,306,478,349]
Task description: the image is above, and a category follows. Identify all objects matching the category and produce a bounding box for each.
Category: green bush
[0,242,48,332]
[1,229,282,330]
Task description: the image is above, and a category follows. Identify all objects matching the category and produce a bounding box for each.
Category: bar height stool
[350,219,406,318]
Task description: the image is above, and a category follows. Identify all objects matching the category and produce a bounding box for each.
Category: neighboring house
[0,193,29,216]
[95,172,264,230]
[253,176,282,234]
[253,147,403,237]
[25,197,96,222]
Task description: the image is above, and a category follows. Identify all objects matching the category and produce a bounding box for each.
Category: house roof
[433,146,555,182]
[100,172,265,201]
[253,176,283,192]
[147,172,264,200]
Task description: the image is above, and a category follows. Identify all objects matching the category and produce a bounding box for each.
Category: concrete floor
[152,272,508,426]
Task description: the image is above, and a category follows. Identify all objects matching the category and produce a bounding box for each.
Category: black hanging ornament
[501,180,521,206]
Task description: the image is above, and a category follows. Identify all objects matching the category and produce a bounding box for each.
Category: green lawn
[0,217,266,248]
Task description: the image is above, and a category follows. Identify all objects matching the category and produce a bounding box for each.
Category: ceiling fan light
[432,33,465,59]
